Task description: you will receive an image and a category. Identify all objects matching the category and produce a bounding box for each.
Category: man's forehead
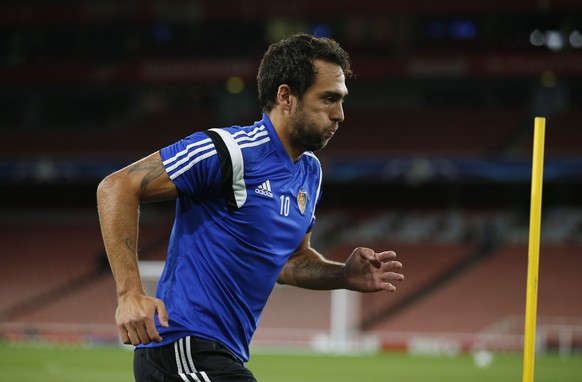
[312,61,348,94]
[313,59,345,78]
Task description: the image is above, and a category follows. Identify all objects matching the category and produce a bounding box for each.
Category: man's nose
[331,103,344,122]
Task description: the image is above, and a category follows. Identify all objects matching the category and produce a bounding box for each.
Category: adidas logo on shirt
[255,180,273,198]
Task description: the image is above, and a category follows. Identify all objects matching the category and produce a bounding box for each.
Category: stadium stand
[1,201,581,357]
[0,221,104,315]
[368,242,582,351]
[0,216,171,330]
[326,107,527,156]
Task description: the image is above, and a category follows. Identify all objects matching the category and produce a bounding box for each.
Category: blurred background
[1,0,581,358]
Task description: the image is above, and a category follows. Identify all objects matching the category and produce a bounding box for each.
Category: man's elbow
[96,172,133,206]
[96,174,116,203]
[276,266,298,286]
[276,267,292,285]
[276,274,287,286]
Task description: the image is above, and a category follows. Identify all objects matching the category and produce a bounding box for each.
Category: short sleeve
[159,132,222,196]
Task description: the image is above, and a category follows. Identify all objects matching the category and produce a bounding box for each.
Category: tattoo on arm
[127,157,165,191]
[289,255,342,289]
[125,238,137,255]
[293,257,325,275]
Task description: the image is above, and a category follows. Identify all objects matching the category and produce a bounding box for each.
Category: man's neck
[265,111,303,162]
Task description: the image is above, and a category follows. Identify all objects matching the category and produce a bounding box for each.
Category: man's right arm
[96,151,178,345]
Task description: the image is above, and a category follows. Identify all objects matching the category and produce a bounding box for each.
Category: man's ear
[276,84,293,111]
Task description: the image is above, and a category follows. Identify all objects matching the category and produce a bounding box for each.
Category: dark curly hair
[257,33,353,113]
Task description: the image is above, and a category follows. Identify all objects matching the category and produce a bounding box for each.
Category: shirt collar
[262,113,295,165]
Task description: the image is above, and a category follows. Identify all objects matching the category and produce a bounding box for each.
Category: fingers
[379,270,404,292]
[375,250,397,263]
[156,299,170,328]
[375,251,403,275]
[140,300,168,344]
[356,247,377,262]
[381,283,397,293]
[137,318,158,345]
[118,321,147,346]
[376,251,403,292]
[116,296,167,346]
[382,260,403,271]
[118,317,159,346]
[118,325,132,345]
[356,248,394,268]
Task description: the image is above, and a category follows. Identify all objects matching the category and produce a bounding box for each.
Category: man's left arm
[277,233,404,292]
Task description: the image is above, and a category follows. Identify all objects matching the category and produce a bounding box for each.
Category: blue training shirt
[144,114,322,362]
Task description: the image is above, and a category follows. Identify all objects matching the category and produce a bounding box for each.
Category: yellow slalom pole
[522,117,546,382]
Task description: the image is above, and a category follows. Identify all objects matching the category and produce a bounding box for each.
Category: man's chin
[307,140,328,153]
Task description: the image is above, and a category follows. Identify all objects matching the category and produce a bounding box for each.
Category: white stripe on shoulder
[168,149,217,180]
[235,130,269,144]
[163,137,213,166]
[163,126,270,181]
[164,140,216,173]
[238,136,271,149]
[232,124,266,138]
[209,128,247,209]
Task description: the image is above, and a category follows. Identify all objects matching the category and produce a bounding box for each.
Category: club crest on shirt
[297,190,308,215]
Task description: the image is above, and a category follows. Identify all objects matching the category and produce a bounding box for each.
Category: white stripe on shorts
[175,337,212,382]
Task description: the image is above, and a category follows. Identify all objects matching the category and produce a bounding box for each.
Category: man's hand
[115,293,169,346]
[344,247,404,292]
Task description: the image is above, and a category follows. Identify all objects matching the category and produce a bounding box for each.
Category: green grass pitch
[0,343,580,382]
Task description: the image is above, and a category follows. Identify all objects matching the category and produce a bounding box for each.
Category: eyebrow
[321,90,349,99]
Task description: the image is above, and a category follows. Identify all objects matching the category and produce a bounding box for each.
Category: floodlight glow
[570,30,582,48]
[545,30,564,51]
[529,30,545,46]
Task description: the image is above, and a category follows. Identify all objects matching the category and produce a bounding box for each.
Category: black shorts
[134,336,257,382]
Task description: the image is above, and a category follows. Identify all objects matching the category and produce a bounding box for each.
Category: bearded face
[281,60,347,157]
[288,101,337,153]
